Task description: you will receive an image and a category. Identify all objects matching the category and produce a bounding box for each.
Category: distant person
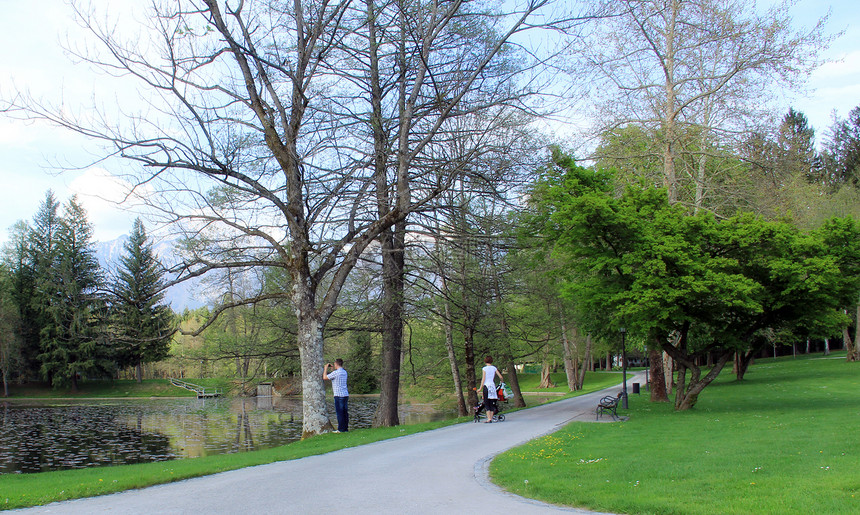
[323,358,349,432]
[481,355,504,423]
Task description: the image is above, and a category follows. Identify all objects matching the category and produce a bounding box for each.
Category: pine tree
[823,105,860,188]
[111,218,174,382]
[777,108,820,183]
[24,192,62,381]
[0,264,23,396]
[37,196,109,390]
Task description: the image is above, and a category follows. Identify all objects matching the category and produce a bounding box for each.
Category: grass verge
[491,352,860,514]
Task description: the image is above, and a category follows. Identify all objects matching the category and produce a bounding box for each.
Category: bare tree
[583,0,831,206]
[325,0,572,426]
[3,0,570,435]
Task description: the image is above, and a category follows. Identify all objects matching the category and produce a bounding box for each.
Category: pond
[0,397,457,474]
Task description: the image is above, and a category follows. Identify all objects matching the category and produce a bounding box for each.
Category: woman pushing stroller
[480,355,504,423]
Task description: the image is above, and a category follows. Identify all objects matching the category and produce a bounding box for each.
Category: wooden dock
[169,378,223,398]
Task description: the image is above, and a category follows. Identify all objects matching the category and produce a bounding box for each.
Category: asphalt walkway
[16,376,644,514]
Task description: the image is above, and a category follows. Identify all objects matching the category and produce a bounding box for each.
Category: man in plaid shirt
[323,359,349,432]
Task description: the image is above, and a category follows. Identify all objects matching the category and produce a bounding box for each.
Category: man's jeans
[334,396,349,432]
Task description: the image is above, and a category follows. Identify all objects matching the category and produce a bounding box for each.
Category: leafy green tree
[526,151,860,409]
[111,218,174,382]
[38,197,109,390]
[813,217,860,362]
[345,331,377,395]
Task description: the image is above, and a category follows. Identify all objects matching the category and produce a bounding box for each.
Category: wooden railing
[169,378,223,398]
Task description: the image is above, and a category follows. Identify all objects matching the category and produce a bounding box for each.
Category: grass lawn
[517,370,623,394]
[491,352,860,514]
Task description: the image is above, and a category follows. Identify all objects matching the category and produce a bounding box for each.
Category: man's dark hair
[335,358,344,367]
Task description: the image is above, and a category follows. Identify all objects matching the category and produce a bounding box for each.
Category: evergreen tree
[823,105,860,188]
[777,108,820,184]
[0,264,23,396]
[111,218,174,382]
[24,192,62,381]
[37,196,109,390]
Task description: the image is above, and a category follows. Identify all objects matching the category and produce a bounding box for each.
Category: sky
[1,0,858,247]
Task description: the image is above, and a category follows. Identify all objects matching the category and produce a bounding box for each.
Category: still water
[0,397,455,474]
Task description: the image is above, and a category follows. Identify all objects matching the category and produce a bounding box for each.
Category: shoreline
[1,391,566,402]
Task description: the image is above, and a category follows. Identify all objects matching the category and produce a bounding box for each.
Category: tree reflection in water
[0,397,454,474]
[0,401,174,473]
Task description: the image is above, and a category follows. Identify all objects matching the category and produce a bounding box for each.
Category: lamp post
[620,327,628,409]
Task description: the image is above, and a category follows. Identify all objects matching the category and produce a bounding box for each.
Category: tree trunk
[735,350,755,380]
[296,312,332,439]
[373,222,406,427]
[538,363,556,389]
[442,294,467,416]
[675,352,732,410]
[504,358,526,408]
[485,237,524,408]
[854,303,860,361]
[824,337,830,356]
[694,152,706,213]
[561,318,578,391]
[844,324,855,362]
[663,322,730,410]
[661,0,680,203]
[136,361,143,383]
[663,351,674,395]
[464,326,478,408]
[648,344,669,402]
[369,1,408,427]
[674,360,687,410]
[576,333,592,390]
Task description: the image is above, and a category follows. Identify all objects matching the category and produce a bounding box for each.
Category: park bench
[596,392,623,421]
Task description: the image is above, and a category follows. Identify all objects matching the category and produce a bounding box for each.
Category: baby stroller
[473,382,511,423]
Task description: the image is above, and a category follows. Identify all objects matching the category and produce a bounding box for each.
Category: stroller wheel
[497,414,505,422]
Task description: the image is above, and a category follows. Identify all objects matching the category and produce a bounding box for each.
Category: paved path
[17,376,644,514]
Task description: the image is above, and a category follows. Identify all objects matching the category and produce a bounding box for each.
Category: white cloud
[814,50,860,80]
[799,49,860,137]
[67,168,142,242]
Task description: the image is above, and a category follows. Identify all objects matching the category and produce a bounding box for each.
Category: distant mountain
[94,235,208,311]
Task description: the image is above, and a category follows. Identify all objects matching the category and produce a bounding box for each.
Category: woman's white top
[482,365,499,399]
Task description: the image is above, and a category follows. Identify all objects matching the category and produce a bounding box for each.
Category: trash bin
[632,382,640,394]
